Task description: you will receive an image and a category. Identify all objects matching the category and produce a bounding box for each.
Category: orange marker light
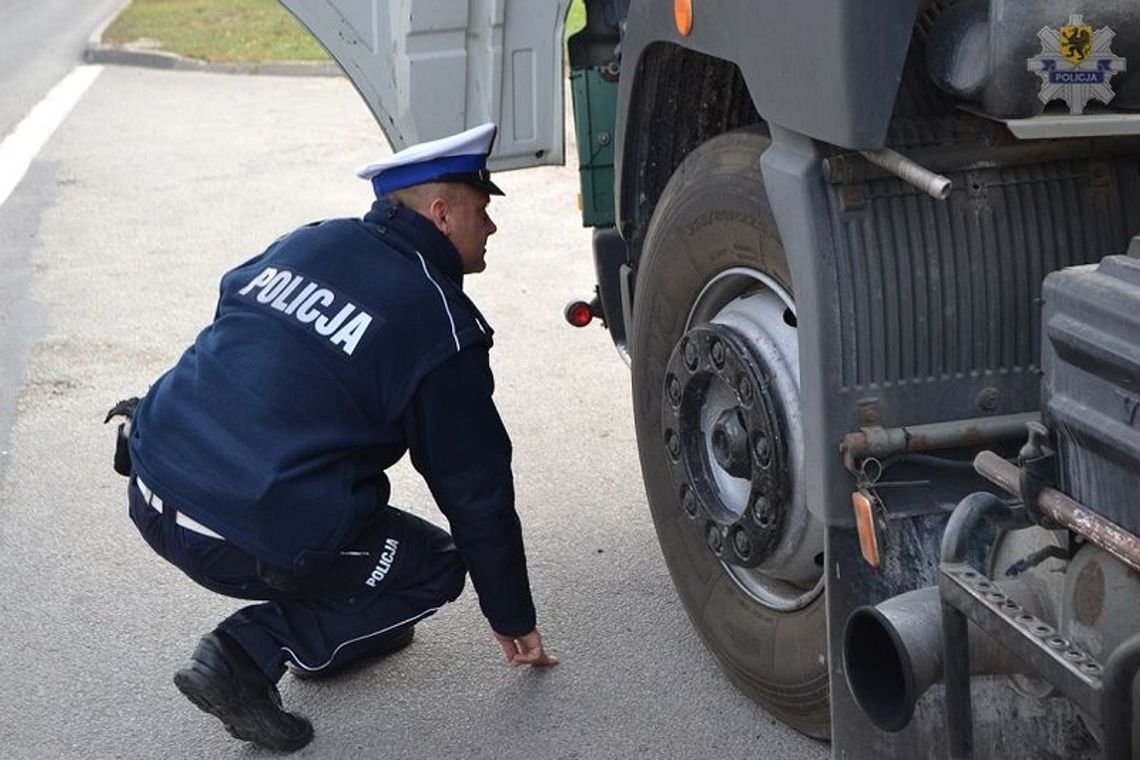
[674,0,693,36]
[852,490,881,569]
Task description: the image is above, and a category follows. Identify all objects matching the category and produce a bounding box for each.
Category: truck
[282,1,1140,757]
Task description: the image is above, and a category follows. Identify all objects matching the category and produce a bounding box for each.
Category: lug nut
[683,339,699,370]
[681,485,698,517]
[753,432,771,467]
[733,528,751,558]
[665,429,681,459]
[710,338,726,368]
[667,374,682,406]
[737,375,753,403]
[706,524,724,555]
[753,496,771,528]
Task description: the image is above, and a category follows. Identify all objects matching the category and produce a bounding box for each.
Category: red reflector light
[564,301,594,328]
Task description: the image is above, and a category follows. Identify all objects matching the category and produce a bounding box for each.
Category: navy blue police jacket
[128,199,536,636]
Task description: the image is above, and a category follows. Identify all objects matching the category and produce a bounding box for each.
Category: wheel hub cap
[663,323,790,568]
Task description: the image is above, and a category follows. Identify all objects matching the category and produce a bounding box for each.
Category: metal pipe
[941,490,1022,564]
[974,451,1140,575]
[860,147,953,200]
[1102,632,1140,759]
[843,578,1041,734]
[842,412,1039,464]
[822,137,1140,184]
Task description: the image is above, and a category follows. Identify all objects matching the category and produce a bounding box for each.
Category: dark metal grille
[827,155,1140,392]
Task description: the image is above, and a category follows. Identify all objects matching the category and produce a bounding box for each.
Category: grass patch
[566,0,586,36]
[103,0,328,63]
[104,0,588,64]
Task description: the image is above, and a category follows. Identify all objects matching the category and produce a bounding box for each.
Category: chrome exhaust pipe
[842,583,1041,733]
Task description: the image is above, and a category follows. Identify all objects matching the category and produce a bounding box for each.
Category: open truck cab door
[280,0,571,171]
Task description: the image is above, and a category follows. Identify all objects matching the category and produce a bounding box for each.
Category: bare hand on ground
[493,628,559,667]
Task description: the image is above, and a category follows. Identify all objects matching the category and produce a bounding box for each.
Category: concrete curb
[83,0,342,77]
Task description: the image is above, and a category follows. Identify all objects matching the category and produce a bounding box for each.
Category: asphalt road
[0,0,126,502]
[0,0,124,136]
[0,64,829,759]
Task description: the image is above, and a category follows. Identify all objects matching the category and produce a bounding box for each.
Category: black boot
[290,624,415,680]
[174,631,313,752]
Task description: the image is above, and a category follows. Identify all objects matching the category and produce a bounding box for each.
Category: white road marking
[0,65,103,208]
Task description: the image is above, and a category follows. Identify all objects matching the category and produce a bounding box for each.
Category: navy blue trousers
[128,478,466,682]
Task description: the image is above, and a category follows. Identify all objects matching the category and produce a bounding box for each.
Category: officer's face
[444,186,497,274]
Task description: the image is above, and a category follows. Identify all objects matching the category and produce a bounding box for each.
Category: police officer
[124,122,557,752]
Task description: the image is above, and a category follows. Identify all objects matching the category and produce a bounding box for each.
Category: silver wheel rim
[682,268,824,612]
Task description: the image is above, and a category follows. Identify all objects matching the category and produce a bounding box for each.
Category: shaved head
[385,182,463,216]
[383,181,496,275]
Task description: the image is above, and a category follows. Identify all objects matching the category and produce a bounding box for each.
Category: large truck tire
[630,128,830,739]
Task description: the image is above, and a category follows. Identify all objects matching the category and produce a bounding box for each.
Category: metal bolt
[737,375,753,404]
[665,429,680,459]
[733,528,751,558]
[753,432,771,467]
[711,408,751,478]
[706,524,724,555]
[683,339,699,370]
[753,496,770,526]
[666,374,682,406]
[977,387,1001,412]
[681,485,698,517]
[857,400,881,426]
[710,339,726,368]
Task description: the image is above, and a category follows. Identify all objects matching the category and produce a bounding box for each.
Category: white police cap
[355,122,504,198]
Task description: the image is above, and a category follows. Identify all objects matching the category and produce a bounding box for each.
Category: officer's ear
[425,195,452,236]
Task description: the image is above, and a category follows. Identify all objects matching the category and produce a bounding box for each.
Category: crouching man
[124,123,556,752]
